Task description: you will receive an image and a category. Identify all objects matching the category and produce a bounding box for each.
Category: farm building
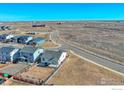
[19,46,43,63]
[0,46,20,63]
[27,37,46,46]
[11,36,33,44]
[0,34,14,42]
[39,50,67,68]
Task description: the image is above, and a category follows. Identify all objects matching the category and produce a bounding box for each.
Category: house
[0,34,14,42]
[11,36,20,43]
[0,26,5,30]
[0,46,20,63]
[0,25,14,30]
[27,37,45,46]
[11,36,33,44]
[39,50,67,67]
[19,46,43,63]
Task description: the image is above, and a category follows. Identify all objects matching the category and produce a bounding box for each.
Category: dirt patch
[0,63,29,75]
[4,79,32,85]
[18,66,55,83]
[41,41,58,48]
[47,52,124,85]
[0,64,9,69]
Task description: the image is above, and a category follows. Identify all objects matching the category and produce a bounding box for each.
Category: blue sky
[0,3,124,21]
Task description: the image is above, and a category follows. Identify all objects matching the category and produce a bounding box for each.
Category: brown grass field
[47,52,124,85]
[19,66,55,82]
[41,41,58,48]
[0,64,9,70]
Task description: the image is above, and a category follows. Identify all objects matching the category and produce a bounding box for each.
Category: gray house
[39,50,67,67]
[0,46,20,63]
[12,36,33,44]
[27,37,46,46]
[19,46,44,63]
[0,34,14,42]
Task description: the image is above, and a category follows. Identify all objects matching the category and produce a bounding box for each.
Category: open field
[57,21,124,63]
[41,41,58,48]
[47,52,124,85]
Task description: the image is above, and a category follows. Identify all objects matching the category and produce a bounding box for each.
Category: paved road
[51,30,124,75]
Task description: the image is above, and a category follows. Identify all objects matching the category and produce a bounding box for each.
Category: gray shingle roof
[41,50,63,65]
[28,37,45,44]
[12,35,32,39]
[20,46,39,54]
[0,46,15,55]
[19,36,32,39]
[33,37,45,42]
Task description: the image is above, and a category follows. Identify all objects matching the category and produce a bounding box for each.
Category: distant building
[39,50,67,67]
[0,34,14,42]
[19,46,44,63]
[32,24,46,27]
[27,37,46,46]
[32,22,46,27]
[0,26,5,30]
[0,46,20,62]
[12,36,33,44]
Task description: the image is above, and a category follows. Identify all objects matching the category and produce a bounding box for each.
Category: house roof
[29,37,45,44]
[12,36,20,39]
[0,46,15,55]
[41,50,63,65]
[19,36,32,39]
[33,37,45,42]
[12,36,32,39]
[20,35,32,38]
[20,46,39,54]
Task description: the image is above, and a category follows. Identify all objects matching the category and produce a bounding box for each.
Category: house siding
[10,49,20,62]
[20,52,34,63]
[0,47,19,62]
[6,35,14,40]
[0,34,14,42]
[14,36,33,44]
[33,49,43,61]
[40,51,67,68]
[28,38,45,45]
[19,48,43,63]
